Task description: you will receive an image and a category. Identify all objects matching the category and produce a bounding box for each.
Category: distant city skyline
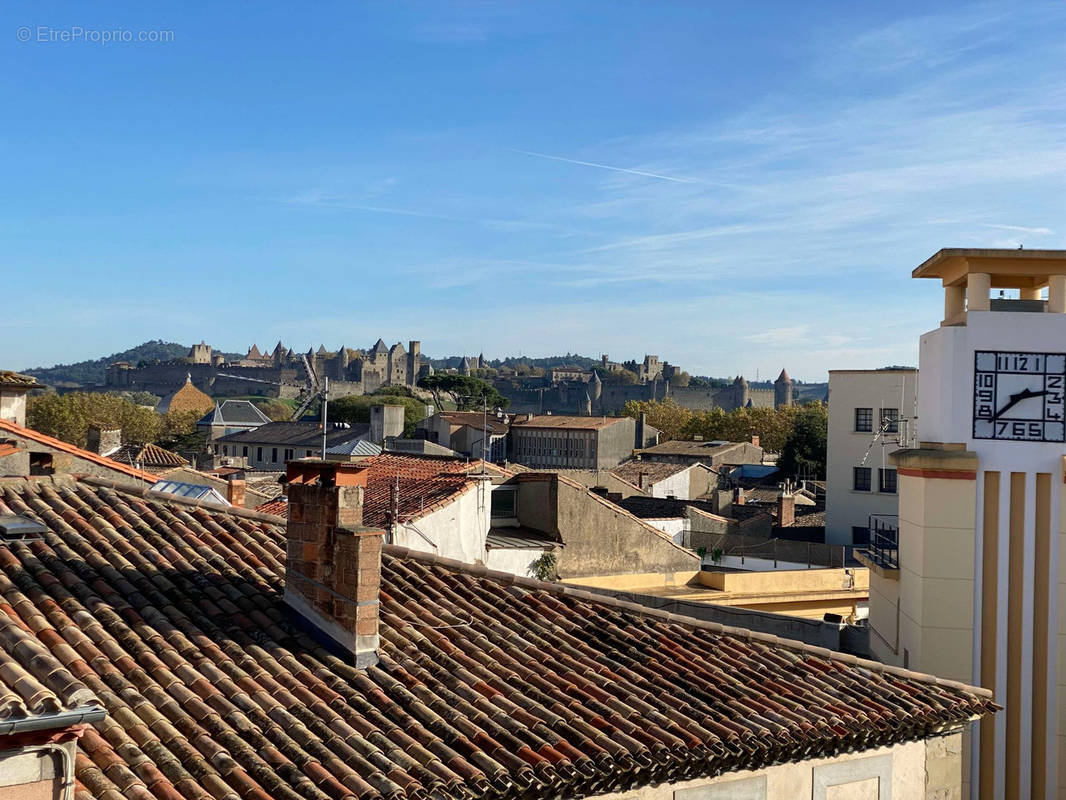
[4,1,1064,381]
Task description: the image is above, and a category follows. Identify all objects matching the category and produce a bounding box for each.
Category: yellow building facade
[863,249,1066,799]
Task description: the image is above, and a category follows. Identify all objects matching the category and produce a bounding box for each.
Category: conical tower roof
[776,368,791,383]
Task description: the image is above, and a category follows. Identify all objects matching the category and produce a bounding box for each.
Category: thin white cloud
[983,224,1053,235]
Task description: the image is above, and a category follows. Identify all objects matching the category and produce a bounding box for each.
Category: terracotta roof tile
[0,475,995,800]
[108,443,189,472]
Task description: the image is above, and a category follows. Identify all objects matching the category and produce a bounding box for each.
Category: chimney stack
[284,460,383,668]
[777,486,795,528]
[751,435,760,448]
[225,476,246,507]
[86,425,122,456]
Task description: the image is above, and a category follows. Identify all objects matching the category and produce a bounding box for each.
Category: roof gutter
[0,705,107,736]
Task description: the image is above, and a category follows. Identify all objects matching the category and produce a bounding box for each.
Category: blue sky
[3,1,1065,381]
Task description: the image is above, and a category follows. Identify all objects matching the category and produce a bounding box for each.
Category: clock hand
[993,388,1050,419]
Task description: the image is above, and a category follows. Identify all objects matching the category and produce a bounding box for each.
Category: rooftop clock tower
[863,249,1066,800]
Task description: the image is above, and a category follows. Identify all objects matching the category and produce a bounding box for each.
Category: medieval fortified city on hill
[5,4,1064,799]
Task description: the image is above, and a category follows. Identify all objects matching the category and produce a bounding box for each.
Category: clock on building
[973,350,1066,441]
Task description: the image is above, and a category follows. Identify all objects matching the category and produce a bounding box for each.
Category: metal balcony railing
[864,514,899,570]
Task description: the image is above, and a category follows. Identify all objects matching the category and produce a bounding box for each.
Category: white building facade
[825,368,918,545]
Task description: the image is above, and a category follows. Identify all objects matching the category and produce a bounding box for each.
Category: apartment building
[509,414,657,470]
[825,368,918,545]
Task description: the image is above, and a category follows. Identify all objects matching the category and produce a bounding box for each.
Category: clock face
[973,351,1066,442]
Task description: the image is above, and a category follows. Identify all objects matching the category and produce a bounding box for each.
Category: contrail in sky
[510,147,700,184]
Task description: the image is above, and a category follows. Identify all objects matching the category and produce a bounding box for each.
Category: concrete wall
[595,417,638,469]
[588,734,964,800]
[516,475,699,579]
[650,469,690,499]
[825,369,918,545]
[541,468,644,498]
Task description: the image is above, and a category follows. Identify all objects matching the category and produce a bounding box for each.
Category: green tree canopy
[777,403,828,480]
[26,392,162,447]
[417,374,509,411]
[327,395,428,436]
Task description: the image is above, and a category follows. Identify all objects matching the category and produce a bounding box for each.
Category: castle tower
[860,249,1066,800]
[733,375,749,410]
[189,341,212,365]
[774,368,793,408]
[407,341,421,387]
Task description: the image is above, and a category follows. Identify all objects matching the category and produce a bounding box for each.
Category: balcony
[856,515,898,577]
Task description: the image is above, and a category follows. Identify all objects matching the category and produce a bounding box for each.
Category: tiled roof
[108,442,189,472]
[198,400,272,427]
[0,418,158,483]
[512,415,624,431]
[217,421,371,447]
[0,600,100,722]
[255,496,287,516]
[436,412,510,435]
[0,370,44,389]
[613,460,698,486]
[638,439,745,456]
[0,476,993,800]
[360,453,491,527]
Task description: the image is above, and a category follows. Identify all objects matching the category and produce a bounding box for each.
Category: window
[305,450,313,458]
[880,408,899,434]
[853,466,871,491]
[283,448,293,462]
[257,447,263,462]
[271,448,278,463]
[491,486,518,518]
[855,408,873,432]
[851,526,870,546]
[879,468,897,494]
[242,446,248,457]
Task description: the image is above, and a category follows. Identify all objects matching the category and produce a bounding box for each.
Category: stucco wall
[589,734,963,800]
[391,483,489,564]
[0,742,75,800]
[484,546,550,577]
[0,392,28,427]
[520,476,698,578]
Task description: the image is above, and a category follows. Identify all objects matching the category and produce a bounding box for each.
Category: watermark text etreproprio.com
[16,26,174,44]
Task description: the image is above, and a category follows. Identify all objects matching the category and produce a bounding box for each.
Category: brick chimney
[284,460,383,668]
[777,488,795,527]
[225,477,246,507]
[86,425,122,456]
[751,435,760,448]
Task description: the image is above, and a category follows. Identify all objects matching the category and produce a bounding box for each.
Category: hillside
[22,340,244,388]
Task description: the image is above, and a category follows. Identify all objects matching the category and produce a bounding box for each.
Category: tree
[622,399,692,441]
[27,392,161,447]
[157,410,205,450]
[327,395,428,436]
[778,403,828,480]
[594,367,637,385]
[667,371,691,388]
[417,374,509,411]
[253,399,294,421]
